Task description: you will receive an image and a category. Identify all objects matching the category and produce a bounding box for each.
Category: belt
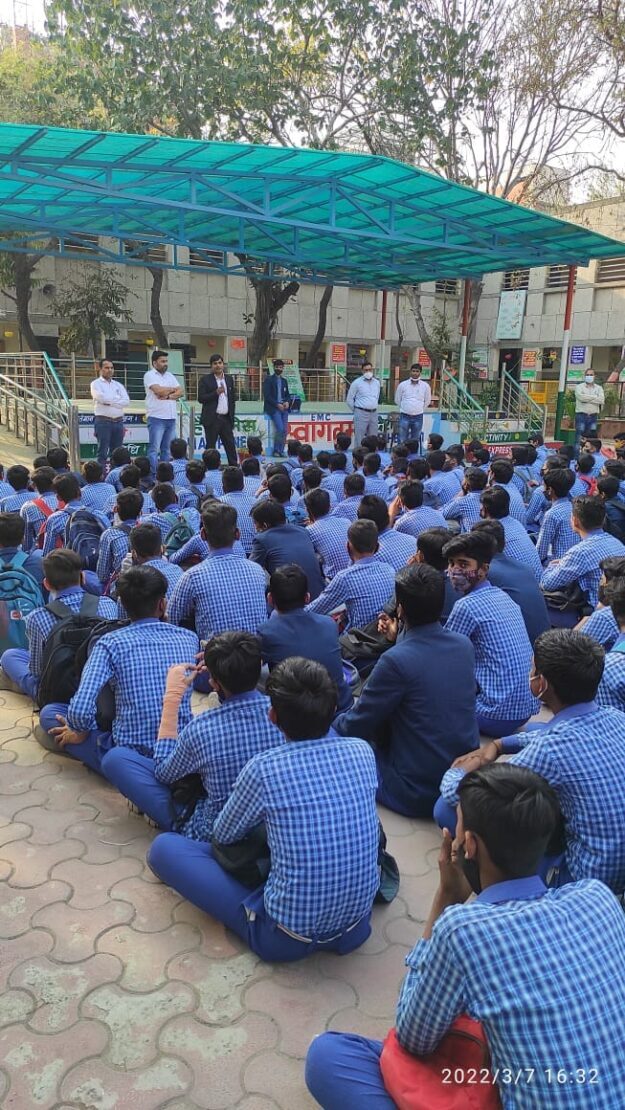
[355,407,377,413]
[276,911,367,945]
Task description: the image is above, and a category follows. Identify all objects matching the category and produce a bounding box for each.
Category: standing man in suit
[198,353,237,465]
[263,359,292,457]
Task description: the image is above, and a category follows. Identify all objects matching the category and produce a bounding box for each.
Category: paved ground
[0,685,442,1109]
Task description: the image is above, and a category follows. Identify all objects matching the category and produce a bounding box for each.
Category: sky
[0,0,46,33]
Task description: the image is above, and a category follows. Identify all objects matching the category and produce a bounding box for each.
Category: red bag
[34,498,56,550]
[380,1017,501,1110]
[579,474,597,496]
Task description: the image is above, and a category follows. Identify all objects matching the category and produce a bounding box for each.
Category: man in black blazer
[249,499,325,599]
[197,353,238,465]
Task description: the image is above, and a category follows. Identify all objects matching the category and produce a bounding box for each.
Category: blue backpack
[0,552,44,653]
[164,510,196,556]
[64,508,108,571]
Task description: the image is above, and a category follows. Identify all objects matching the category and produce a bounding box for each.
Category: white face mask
[363,371,374,381]
[585,374,594,384]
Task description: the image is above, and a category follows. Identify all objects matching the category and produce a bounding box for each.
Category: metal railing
[497,369,546,435]
[0,352,80,468]
[440,368,487,438]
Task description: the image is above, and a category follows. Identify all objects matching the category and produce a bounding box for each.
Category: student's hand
[377,612,398,642]
[438,828,473,903]
[49,715,88,748]
[165,662,199,697]
[452,741,500,771]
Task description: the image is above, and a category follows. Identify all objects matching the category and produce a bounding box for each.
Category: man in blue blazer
[249,499,325,600]
[263,359,292,456]
[334,562,479,817]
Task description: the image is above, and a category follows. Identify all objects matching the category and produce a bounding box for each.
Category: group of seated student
[4,423,625,1104]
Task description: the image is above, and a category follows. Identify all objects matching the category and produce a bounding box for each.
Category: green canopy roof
[0,123,622,288]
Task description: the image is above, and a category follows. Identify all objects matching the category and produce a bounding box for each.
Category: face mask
[410,375,421,384]
[363,371,374,380]
[529,674,547,700]
[448,568,480,594]
[585,375,594,384]
[456,842,482,895]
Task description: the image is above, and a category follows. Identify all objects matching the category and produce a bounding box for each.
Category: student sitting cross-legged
[306,763,625,1109]
[103,631,284,835]
[147,657,381,962]
[39,565,199,774]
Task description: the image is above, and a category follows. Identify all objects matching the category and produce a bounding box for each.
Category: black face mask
[456,842,482,895]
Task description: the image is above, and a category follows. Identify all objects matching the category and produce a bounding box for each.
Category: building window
[189,248,225,268]
[546,265,574,289]
[63,234,99,255]
[123,240,168,264]
[503,269,530,290]
[597,257,625,285]
[435,279,459,296]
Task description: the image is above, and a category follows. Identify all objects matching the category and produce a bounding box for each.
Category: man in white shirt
[395,363,431,447]
[345,361,381,447]
[143,349,184,475]
[90,359,130,469]
[574,368,604,446]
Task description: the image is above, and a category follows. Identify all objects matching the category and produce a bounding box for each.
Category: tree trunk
[148,266,168,348]
[303,285,333,366]
[404,284,440,367]
[394,290,404,348]
[467,277,484,345]
[13,255,39,351]
[239,258,300,366]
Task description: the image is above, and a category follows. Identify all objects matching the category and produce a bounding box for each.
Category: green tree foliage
[52,271,134,356]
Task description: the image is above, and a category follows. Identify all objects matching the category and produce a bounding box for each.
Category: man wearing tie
[263,359,292,457]
[197,354,238,465]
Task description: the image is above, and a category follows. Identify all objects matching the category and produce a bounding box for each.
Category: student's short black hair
[242,456,260,477]
[266,657,338,740]
[344,473,365,497]
[110,446,132,467]
[348,518,378,554]
[209,352,224,365]
[265,463,288,480]
[135,456,152,478]
[221,465,244,494]
[559,444,576,462]
[584,438,602,452]
[297,443,313,463]
[598,476,621,500]
[204,631,262,695]
[416,527,453,570]
[129,522,162,559]
[151,348,168,363]
[335,433,351,452]
[46,446,69,469]
[534,628,604,704]
[463,466,488,492]
[317,450,331,470]
[305,488,331,520]
[31,466,56,494]
[302,466,323,491]
[428,433,444,451]
[489,458,514,484]
[186,460,206,485]
[473,447,490,466]
[395,563,444,626]
[202,449,221,471]
[446,444,465,463]
[443,530,496,565]
[572,495,605,531]
[155,461,174,483]
[510,445,529,465]
[269,564,308,611]
[32,455,48,470]
[328,452,347,472]
[202,501,238,547]
[426,450,446,473]
[43,548,82,589]
[286,439,300,458]
[404,439,420,454]
[543,468,575,499]
[471,519,505,554]
[465,439,483,454]
[603,459,625,479]
[53,473,80,504]
[352,447,366,467]
[116,564,167,618]
[0,512,25,547]
[119,465,141,489]
[458,764,561,878]
[82,460,103,484]
[268,474,293,504]
[526,445,538,465]
[392,445,409,461]
[576,452,595,475]
[606,579,625,625]
[7,465,29,491]
[247,436,263,456]
[528,432,544,446]
[407,457,430,481]
[363,452,381,476]
[357,494,389,533]
[170,438,188,460]
[398,480,423,510]
[481,486,510,520]
[601,555,625,582]
[151,482,176,511]
[250,499,286,529]
[117,487,144,520]
[361,435,378,453]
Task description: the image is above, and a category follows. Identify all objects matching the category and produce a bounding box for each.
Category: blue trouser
[546,606,580,629]
[147,416,176,474]
[94,416,125,469]
[306,1032,393,1109]
[1,648,37,698]
[147,833,372,962]
[398,413,423,446]
[267,411,289,455]
[476,712,530,737]
[102,747,178,828]
[38,701,113,774]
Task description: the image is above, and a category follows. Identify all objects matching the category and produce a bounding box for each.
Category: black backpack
[37,593,104,709]
[74,616,132,729]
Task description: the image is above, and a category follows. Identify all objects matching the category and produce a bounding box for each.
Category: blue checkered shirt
[445,581,537,721]
[20,492,58,552]
[305,554,395,630]
[171,458,190,486]
[331,495,363,522]
[321,471,349,501]
[570,475,588,497]
[212,733,380,936]
[394,505,447,537]
[168,548,268,639]
[0,479,14,499]
[66,618,199,750]
[115,557,183,618]
[26,587,117,678]
[500,516,543,580]
[43,500,110,558]
[494,480,526,524]
[596,638,625,712]
[536,499,580,562]
[424,472,460,507]
[442,491,483,532]
[80,482,117,517]
[377,528,416,570]
[395,875,625,1108]
[153,689,284,840]
[176,482,210,510]
[220,490,259,555]
[526,487,548,530]
[204,471,224,497]
[169,535,246,565]
[244,475,262,495]
[96,519,140,583]
[306,515,351,579]
[106,465,127,492]
[582,605,619,648]
[0,489,35,513]
[541,529,625,609]
[363,474,392,499]
[296,489,336,518]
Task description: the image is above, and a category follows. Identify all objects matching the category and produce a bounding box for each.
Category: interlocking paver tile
[167,951,260,1024]
[10,953,122,1033]
[244,973,356,1057]
[316,944,412,1018]
[0,762,57,796]
[109,874,184,931]
[32,899,135,963]
[160,1012,278,1109]
[0,989,36,1029]
[0,930,54,991]
[60,1054,193,1108]
[243,1050,317,1109]
[97,923,199,991]
[52,857,143,908]
[82,982,195,1069]
[17,805,97,846]
[0,879,71,939]
[397,869,442,921]
[322,1006,390,1040]
[0,788,47,820]
[1,736,47,766]
[173,899,244,958]
[0,1021,108,1108]
[0,820,31,848]
[237,1098,281,1110]
[1,838,85,888]
[65,820,133,865]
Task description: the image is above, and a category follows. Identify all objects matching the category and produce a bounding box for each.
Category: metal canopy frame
[0,123,623,288]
